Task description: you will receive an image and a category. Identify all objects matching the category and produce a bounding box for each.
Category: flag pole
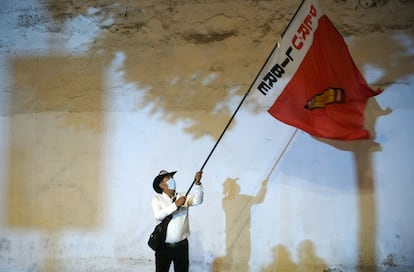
[185,0,306,197]
[265,128,298,181]
[184,41,279,196]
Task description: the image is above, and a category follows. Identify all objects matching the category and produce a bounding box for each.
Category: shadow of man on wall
[213,177,268,272]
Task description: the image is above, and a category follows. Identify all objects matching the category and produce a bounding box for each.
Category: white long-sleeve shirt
[151,185,203,243]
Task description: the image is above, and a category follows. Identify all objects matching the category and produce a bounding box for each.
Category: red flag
[252,0,382,140]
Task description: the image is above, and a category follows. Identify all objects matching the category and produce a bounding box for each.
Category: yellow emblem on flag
[304,87,345,110]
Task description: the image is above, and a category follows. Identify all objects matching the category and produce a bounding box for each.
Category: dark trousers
[155,239,189,272]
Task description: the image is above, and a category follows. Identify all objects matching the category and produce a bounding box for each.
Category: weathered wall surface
[0,0,413,271]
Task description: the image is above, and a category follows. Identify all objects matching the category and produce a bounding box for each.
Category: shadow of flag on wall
[252,0,383,140]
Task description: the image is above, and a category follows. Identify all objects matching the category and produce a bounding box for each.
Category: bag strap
[162,196,175,223]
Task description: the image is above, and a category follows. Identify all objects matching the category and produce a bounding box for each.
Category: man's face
[160,175,175,193]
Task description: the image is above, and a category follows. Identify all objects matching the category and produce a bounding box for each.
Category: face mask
[166,178,176,190]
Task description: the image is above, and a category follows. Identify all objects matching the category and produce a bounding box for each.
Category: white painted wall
[0,1,413,271]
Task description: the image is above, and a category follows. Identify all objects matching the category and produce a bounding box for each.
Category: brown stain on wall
[11,56,104,114]
[115,34,270,139]
[7,56,103,230]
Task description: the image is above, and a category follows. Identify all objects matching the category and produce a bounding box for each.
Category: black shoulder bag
[148,214,172,251]
[148,195,177,251]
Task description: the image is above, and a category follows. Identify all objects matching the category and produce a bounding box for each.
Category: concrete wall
[0,0,413,271]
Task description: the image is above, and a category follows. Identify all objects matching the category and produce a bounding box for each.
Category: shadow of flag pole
[184,1,307,197]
